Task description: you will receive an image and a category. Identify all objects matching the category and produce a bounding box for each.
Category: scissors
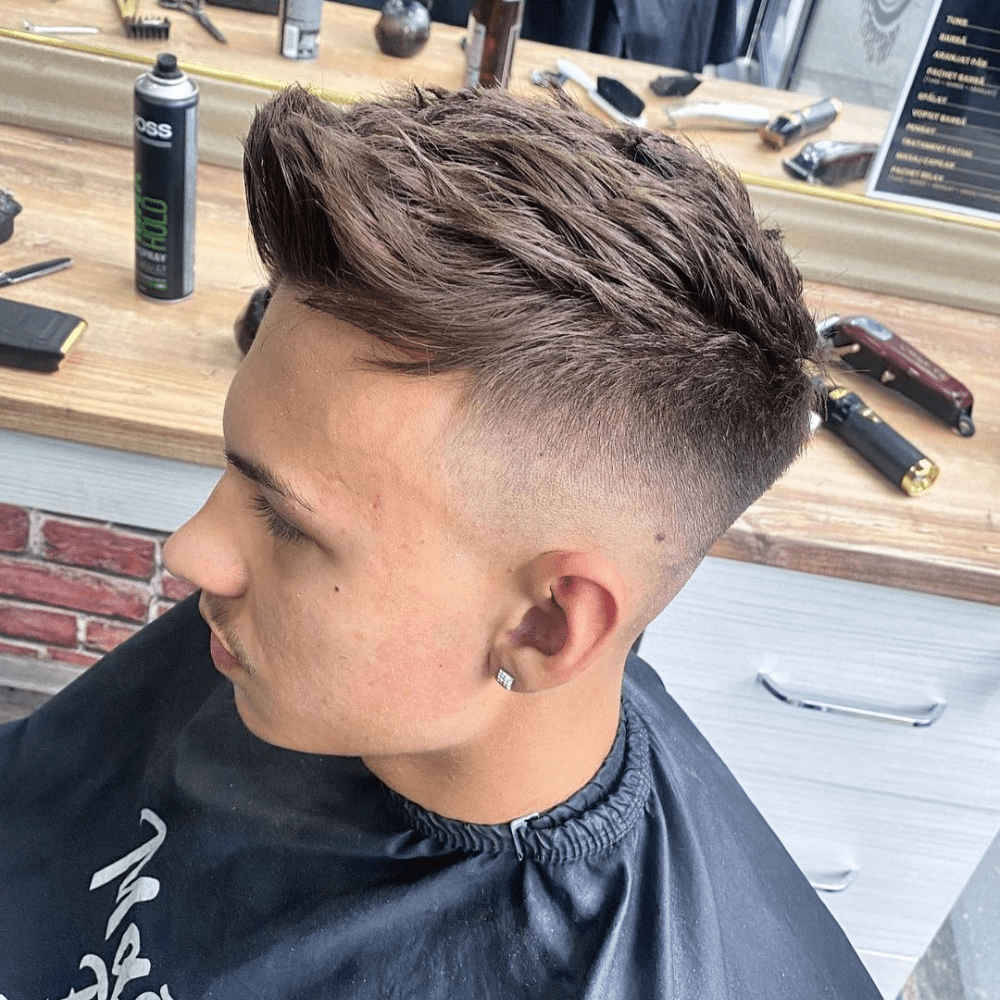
[157,0,227,42]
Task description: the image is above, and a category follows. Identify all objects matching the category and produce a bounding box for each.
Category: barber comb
[113,0,171,38]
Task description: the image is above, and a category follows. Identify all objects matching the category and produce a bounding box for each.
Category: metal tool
[783,140,879,186]
[819,382,939,496]
[662,102,771,130]
[158,0,227,42]
[818,314,975,436]
[114,0,171,39]
[0,258,72,288]
[22,20,99,35]
[760,98,841,149]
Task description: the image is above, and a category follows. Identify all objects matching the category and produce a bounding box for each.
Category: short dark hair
[243,84,821,561]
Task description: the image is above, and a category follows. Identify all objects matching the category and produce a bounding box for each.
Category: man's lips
[209,630,244,674]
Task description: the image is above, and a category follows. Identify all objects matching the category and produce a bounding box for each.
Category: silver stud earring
[496,668,514,691]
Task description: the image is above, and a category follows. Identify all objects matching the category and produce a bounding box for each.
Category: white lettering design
[0,809,175,1000]
[89,810,166,941]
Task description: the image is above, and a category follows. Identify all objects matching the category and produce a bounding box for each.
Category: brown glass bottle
[463,0,524,88]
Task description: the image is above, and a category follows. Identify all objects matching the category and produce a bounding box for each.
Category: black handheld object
[134,53,199,301]
[649,72,700,98]
[821,384,939,496]
[0,189,22,244]
[595,77,645,119]
[0,297,86,372]
[234,286,272,355]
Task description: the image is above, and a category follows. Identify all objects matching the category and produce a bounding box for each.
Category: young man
[0,86,880,998]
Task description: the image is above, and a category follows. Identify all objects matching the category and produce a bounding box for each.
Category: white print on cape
[0,808,175,1000]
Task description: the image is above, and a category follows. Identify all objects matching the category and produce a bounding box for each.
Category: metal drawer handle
[756,672,946,727]
[806,868,858,893]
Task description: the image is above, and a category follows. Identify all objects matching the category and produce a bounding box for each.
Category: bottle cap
[152,53,182,80]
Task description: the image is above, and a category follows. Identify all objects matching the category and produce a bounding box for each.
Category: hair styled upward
[243,84,821,562]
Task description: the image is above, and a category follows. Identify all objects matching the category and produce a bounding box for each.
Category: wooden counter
[1,117,996,606]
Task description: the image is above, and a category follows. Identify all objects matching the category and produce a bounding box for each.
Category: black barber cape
[0,596,880,999]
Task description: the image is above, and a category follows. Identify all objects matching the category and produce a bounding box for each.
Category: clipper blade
[114,0,170,39]
[123,15,171,38]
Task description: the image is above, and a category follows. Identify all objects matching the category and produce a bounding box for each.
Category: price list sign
[868,0,1000,221]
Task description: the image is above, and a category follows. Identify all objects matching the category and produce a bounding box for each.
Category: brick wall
[0,502,196,671]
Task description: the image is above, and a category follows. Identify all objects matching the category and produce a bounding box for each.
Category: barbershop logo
[1,809,174,1000]
[860,0,916,64]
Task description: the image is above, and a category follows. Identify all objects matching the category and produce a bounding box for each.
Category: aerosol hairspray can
[278,0,322,59]
[464,0,524,88]
[133,53,198,301]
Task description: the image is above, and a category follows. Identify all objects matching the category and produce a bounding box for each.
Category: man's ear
[496,552,624,692]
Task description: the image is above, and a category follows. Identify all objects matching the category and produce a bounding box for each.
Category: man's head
[166,85,819,804]
[242,84,820,593]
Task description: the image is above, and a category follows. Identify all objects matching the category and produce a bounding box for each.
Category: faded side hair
[242,84,822,560]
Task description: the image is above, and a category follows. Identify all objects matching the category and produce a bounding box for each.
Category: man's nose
[163,475,249,598]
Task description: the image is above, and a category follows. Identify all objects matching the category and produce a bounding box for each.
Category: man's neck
[362,675,623,825]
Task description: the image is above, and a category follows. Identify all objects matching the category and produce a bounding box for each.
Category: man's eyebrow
[224,449,316,512]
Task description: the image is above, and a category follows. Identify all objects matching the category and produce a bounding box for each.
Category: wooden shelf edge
[711,530,1000,608]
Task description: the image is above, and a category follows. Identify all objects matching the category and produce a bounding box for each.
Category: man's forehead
[224,291,470,513]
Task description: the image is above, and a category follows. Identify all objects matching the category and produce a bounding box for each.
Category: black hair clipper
[820,383,939,496]
[818,315,975,436]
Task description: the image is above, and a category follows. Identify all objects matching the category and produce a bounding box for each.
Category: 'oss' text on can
[134,52,198,301]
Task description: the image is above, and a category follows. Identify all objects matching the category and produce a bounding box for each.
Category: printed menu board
[867,0,1000,221]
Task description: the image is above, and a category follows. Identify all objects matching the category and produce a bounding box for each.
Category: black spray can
[133,53,198,301]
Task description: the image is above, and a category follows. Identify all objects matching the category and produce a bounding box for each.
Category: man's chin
[230,684,275,745]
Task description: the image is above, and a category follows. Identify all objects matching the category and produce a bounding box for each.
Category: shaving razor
[783,140,879,186]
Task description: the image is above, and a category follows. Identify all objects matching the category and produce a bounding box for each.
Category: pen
[0,257,73,287]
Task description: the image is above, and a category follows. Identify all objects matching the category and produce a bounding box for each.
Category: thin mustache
[199,595,252,673]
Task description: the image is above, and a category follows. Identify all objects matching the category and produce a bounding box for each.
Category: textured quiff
[243,84,821,561]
